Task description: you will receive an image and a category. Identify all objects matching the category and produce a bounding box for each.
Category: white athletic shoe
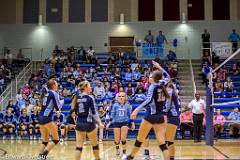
[11,135,14,140]
[143,154,151,160]
[60,138,64,142]
[83,141,87,145]
[99,139,103,144]
[30,135,33,140]
[34,136,37,140]
[2,135,6,140]
[121,154,128,160]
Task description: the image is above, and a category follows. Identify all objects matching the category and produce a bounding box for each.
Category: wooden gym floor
[0,140,239,160]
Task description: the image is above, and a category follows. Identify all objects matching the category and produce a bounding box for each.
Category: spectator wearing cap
[188,92,206,142]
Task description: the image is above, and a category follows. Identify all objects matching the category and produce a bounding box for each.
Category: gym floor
[0,140,239,160]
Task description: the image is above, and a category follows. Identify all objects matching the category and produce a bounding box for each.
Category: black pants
[193,113,204,141]
[180,122,193,138]
[232,42,238,52]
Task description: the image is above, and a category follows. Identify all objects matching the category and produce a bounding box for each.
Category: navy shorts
[167,116,180,126]
[144,114,165,124]
[76,122,96,133]
[112,122,129,128]
[38,115,52,125]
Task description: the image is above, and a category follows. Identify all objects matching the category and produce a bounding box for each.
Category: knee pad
[166,141,174,147]
[159,144,168,152]
[76,147,83,152]
[114,141,120,145]
[92,144,99,150]
[134,140,143,148]
[42,142,48,146]
[121,141,126,145]
[52,140,59,145]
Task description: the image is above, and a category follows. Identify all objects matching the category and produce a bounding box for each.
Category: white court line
[91,144,116,160]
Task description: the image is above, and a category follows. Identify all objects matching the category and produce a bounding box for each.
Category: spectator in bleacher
[6,99,19,117]
[22,100,34,114]
[144,30,154,44]
[217,68,226,81]
[180,108,193,139]
[230,63,239,76]
[18,108,31,139]
[156,31,168,46]
[0,74,4,93]
[201,62,211,85]
[135,82,146,94]
[213,109,226,138]
[124,68,133,81]
[215,79,223,92]
[93,81,106,99]
[53,111,66,142]
[4,49,13,64]
[17,49,24,59]
[228,29,240,52]
[78,46,86,61]
[21,84,32,97]
[0,112,4,132]
[202,50,211,65]
[125,83,135,97]
[132,67,141,81]
[224,77,234,92]
[228,107,240,138]
[169,67,178,79]
[188,92,206,142]
[134,88,146,103]
[202,29,211,51]
[87,46,95,59]
[212,52,220,64]
[3,108,16,140]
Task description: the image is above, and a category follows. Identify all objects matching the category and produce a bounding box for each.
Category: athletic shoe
[2,135,6,140]
[84,141,87,145]
[116,148,121,156]
[60,138,64,142]
[121,155,133,160]
[99,139,103,144]
[143,154,151,160]
[30,135,33,140]
[34,136,37,140]
[11,135,14,140]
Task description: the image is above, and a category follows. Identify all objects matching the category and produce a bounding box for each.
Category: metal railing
[0,61,40,111]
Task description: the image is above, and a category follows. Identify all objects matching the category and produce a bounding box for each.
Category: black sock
[123,149,126,154]
[144,149,149,155]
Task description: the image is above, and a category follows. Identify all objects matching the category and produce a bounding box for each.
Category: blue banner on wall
[141,43,164,58]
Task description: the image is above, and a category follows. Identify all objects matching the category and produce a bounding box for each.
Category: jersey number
[78,103,85,113]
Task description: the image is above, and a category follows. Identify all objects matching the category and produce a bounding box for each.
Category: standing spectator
[188,92,206,142]
[144,30,154,44]
[213,109,226,138]
[202,29,211,51]
[228,29,240,52]
[227,107,240,138]
[156,31,168,58]
[224,77,234,92]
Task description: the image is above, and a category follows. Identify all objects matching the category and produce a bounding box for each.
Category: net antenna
[211,48,240,106]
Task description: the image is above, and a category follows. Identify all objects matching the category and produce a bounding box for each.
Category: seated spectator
[21,84,32,97]
[167,50,177,62]
[230,64,239,75]
[18,108,31,139]
[227,107,240,138]
[6,99,19,117]
[17,49,24,59]
[21,100,34,114]
[93,81,106,99]
[213,109,226,138]
[124,68,133,81]
[132,67,141,81]
[169,67,178,79]
[134,89,146,103]
[217,68,226,81]
[180,108,193,139]
[202,50,211,65]
[215,79,223,92]
[212,52,220,64]
[87,46,95,59]
[125,83,135,97]
[224,77,234,92]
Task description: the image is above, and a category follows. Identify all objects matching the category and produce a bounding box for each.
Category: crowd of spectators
[0,44,181,141]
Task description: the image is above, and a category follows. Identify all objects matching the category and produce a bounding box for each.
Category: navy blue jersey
[4,114,15,124]
[75,93,99,123]
[53,113,65,124]
[165,87,180,117]
[18,115,31,125]
[66,115,76,125]
[137,83,166,115]
[0,112,4,123]
[30,113,39,124]
[111,102,132,123]
[39,90,61,119]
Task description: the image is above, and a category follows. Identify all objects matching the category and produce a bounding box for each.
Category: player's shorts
[38,115,52,125]
[167,115,180,126]
[112,122,129,128]
[144,114,165,124]
[76,122,96,133]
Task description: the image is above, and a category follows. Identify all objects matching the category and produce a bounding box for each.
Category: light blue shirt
[229,33,240,42]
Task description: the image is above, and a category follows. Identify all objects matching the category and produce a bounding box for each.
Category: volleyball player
[18,108,31,139]
[30,106,40,140]
[72,81,104,160]
[3,108,16,140]
[122,61,170,160]
[53,110,66,142]
[0,111,3,133]
[38,79,63,159]
[64,110,76,140]
[165,80,180,160]
[106,92,135,156]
